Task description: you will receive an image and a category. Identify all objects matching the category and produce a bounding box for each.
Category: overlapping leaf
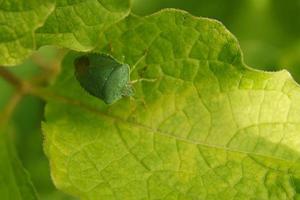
[0,0,55,66]
[36,0,130,51]
[0,0,130,66]
[43,10,300,199]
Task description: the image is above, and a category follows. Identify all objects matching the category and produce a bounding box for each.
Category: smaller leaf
[0,0,55,66]
[36,0,130,51]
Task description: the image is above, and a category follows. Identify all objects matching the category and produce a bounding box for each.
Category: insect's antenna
[130,52,147,74]
[131,78,157,84]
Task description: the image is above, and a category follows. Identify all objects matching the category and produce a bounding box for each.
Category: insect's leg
[129,96,148,109]
[129,96,135,103]
[131,78,157,84]
[130,52,147,74]
[128,86,148,108]
[139,98,148,109]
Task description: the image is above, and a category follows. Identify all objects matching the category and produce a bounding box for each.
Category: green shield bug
[74,53,134,104]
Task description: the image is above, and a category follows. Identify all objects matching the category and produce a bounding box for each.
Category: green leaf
[0,130,38,200]
[0,0,55,66]
[43,10,300,199]
[36,0,130,51]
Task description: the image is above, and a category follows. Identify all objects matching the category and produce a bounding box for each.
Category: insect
[74,53,134,104]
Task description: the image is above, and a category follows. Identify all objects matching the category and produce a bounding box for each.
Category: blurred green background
[1,0,300,199]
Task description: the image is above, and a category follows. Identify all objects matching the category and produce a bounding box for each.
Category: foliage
[0,0,300,199]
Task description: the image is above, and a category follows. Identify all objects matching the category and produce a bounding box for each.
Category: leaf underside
[43,9,300,200]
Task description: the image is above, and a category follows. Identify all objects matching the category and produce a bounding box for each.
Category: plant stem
[0,67,23,89]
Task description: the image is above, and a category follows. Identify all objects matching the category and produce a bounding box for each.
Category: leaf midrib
[45,89,300,167]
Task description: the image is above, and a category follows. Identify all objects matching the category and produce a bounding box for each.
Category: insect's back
[103,63,132,104]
